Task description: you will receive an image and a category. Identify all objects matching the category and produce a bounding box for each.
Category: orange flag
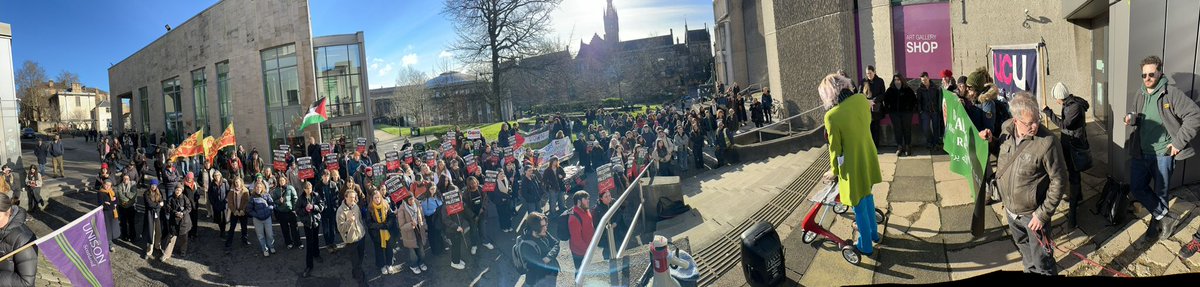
[202,136,217,165]
[215,123,237,151]
[172,130,204,160]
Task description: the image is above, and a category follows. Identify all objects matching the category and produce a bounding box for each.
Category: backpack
[555,209,578,242]
[511,236,536,274]
[1094,177,1131,226]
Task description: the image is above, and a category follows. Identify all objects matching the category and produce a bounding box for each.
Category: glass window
[348,44,361,73]
[325,45,348,76]
[192,68,209,133]
[265,70,281,107]
[138,87,149,134]
[217,62,231,132]
[314,43,364,118]
[281,66,299,105]
[262,44,303,149]
[162,78,183,143]
[76,97,80,107]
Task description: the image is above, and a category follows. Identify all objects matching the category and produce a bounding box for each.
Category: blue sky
[1,0,713,90]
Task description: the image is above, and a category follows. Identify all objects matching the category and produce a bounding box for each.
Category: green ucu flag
[941,90,991,236]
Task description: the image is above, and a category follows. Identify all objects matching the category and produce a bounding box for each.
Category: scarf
[100,186,118,219]
[372,201,390,248]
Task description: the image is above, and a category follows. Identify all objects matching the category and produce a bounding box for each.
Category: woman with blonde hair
[819,73,883,255]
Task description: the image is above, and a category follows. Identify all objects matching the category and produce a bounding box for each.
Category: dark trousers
[890,112,913,148]
[1006,213,1057,275]
[304,226,320,269]
[278,211,300,247]
[25,187,43,210]
[448,230,464,263]
[322,211,341,247]
[369,229,395,268]
[693,145,705,169]
[426,216,444,253]
[212,210,228,235]
[573,254,585,276]
[118,206,138,241]
[348,240,368,287]
[225,215,250,248]
[188,206,199,237]
[1065,170,1082,227]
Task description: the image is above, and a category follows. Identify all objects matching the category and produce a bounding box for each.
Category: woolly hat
[1052,82,1069,100]
[966,68,991,93]
[150,179,159,186]
[940,69,953,79]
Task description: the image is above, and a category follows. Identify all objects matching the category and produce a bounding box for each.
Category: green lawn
[377,124,454,137]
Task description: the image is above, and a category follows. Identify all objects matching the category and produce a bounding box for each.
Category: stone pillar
[0,23,21,174]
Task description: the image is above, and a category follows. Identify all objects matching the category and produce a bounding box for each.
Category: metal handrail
[574,159,656,285]
[735,106,826,144]
[615,201,645,257]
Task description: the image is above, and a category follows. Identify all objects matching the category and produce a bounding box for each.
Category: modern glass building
[108,0,374,152]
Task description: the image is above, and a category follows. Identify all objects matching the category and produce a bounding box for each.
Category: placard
[466,130,482,140]
[445,131,458,146]
[597,163,615,194]
[464,154,479,175]
[483,170,498,193]
[324,153,340,172]
[425,150,437,168]
[386,175,410,204]
[508,135,517,148]
[356,137,368,155]
[385,151,401,171]
[442,141,457,158]
[371,163,386,186]
[412,180,430,198]
[320,143,332,157]
[297,156,315,180]
[611,156,625,173]
[402,149,414,165]
[503,147,516,165]
[273,150,288,171]
[443,188,464,216]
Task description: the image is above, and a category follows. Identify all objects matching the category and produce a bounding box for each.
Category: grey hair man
[990,91,1067,275]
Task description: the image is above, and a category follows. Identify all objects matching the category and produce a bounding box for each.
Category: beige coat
[395,202,427,249]
[337,202,365,244]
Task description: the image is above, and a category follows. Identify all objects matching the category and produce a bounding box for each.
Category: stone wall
[108,0,316,152]
[768,0,858,122]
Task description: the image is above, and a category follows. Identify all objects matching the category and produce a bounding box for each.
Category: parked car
[20,128,35,139]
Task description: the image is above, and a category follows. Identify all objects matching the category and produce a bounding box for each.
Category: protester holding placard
[396,194,428,274]
[462,177,491,255]
[440,185,467,270]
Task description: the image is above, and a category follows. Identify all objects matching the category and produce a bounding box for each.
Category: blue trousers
[853,194,879,254]
[1130,156,1174,218]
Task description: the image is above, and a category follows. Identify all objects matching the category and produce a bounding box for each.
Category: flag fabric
[202,136,218,165]
[36,208,115,287]
[941,90,989,188]
[171,130,204,161]
[298,97,328,131]
[215,123,237,151]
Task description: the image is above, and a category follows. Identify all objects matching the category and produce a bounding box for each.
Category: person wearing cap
[143,180,165,260]
[1041,82,1091,230]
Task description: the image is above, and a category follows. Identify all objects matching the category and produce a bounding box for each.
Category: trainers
[450,261,465,270]
[1148,218,1163,238]
[483,243,494,250]
[263,250,270,257]
[381,267,390,275]
[420,264,428,271]
[410,266,422,274]
[269,248,277,254]
[1180,239,1200,259]
[387,265,402,274]
[471,246,477,255]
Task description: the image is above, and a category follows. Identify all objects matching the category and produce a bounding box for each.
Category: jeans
[1006,212,1057,275]
[37,163,45,176]
[322,211,341,247]
[1130,156,1174,218]
[922,112,944,147]
[853,195,879,254]
[407,247,425,267]
[253,217,275,252]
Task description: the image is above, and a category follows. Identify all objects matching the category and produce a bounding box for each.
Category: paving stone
[1143,242,1177,268]
[945,240,1024,281]
[879,161,896,182]
[889,176,937,202]
[932,161,957,183]
[872,233,951,284]
[1164,257,1193,275]
[878,153,898,164]
[910,203,941,239]
[936,179,974,207]
[872,182,891,209]
[890,202,924,221]
[941,204,1007,250]
[894,158,933,177]
[797,237,877,287]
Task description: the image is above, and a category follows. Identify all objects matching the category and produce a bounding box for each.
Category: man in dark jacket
[0,195,37,286]
[1042,82,1091,230]
[33,139,48,176]
[50,135,64,178]
[990,92,1067,276]
[1125,55,1200,239]
[917,72,944,150]
[861,65,887,147]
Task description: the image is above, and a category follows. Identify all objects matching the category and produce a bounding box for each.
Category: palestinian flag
[214,123,237,151]
[298,97,328,131]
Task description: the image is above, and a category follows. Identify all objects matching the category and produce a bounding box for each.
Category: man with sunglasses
[1125,55,1200,239]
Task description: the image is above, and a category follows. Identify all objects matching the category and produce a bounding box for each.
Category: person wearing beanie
[940,69,957,93]
[1041,82,1091,230]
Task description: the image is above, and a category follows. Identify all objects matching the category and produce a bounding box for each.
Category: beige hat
[1052,82,1069,100]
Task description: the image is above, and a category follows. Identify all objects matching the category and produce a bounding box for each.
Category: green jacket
[272,185,298,213]
[825,93,882,206]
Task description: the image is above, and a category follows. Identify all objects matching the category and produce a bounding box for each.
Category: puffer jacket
[995,120,1068,224]
[0,207,36,286]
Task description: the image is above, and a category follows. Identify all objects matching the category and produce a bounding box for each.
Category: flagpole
[0,207,104,263]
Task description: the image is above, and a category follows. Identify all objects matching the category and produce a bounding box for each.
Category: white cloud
[551,0,713,52]
[439,50,453,59]
[402,54,420,66]
[368,57,395,79]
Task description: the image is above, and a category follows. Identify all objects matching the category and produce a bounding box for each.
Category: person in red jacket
[567,190,595,275]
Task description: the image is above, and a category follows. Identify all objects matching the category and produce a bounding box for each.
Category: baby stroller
[799,181,885,264]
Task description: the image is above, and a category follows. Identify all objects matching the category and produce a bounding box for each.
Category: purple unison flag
[36,208,114,287]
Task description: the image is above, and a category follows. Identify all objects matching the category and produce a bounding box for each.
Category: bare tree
[442,0,563,122]
[15,61,48,127]
[55,70,80,87]
[392,66,431,126]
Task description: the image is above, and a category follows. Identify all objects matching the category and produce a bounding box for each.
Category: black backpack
[1094,177,1131,226]
[511,236,536,274]
[555,209,578,242]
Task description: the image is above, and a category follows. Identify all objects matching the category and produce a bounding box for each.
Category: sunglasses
[1142,72,1159,79]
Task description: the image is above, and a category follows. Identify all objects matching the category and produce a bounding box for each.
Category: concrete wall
[0,22,19,172]
[949,0,1094,115]
[767,0,859,121]
[856,0,897,81]
[109,0,315,152]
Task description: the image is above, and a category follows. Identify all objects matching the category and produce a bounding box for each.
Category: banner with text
[37,208,115,287]
[990,44,1041,105]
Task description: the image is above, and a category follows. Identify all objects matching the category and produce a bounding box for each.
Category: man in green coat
[820,73,883,255]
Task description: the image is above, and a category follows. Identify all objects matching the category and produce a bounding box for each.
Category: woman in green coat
[820,73,883,255]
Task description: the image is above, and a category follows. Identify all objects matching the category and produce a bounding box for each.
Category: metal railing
[736,106,826,142]
[574,159,656,285]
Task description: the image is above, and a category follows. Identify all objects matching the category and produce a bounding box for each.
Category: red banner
[464,154,479,175]
[386,151,401,171]
[597,163,615,194]
[403,149,414,165]
[425,151,437,168]
[356,137,368,155]
[320,143,332,157]
[412,181,430,198]
[273,150,288,172]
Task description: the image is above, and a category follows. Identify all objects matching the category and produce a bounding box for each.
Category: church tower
[604,0,619,44]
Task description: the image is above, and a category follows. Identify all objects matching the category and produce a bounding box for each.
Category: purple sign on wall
[892,2,953,78]
[991,47,1040,101]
